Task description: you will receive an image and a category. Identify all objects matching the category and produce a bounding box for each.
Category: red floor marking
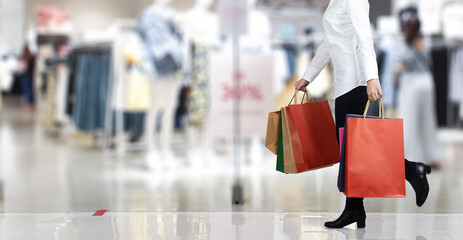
[92,209,109,216]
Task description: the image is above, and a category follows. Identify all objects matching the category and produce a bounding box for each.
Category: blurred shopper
[295,0,431,228]
[396,17,441,169]
[18,44,36,111]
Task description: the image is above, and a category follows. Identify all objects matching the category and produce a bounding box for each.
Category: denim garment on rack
[72,50,111,132]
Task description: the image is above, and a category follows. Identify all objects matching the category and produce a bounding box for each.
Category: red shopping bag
[284,106,309,172]
[345,100,406,198]
[281,107,299,173]
[285,90,340,171]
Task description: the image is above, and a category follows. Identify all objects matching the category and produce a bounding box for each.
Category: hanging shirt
[302,0,379,98]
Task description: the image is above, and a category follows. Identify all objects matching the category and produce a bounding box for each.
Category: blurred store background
[0,0,463,221]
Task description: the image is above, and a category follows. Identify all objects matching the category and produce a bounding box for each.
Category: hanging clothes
[448,47,463,120]
[281,43,298,79]
[66,51,77,116]
[137,6,183,77]
[70,48,111,132]
[448,48,463,103]
[175,85,190,130]
[187,44,211,128]
[431,46,449,126]
[273,48,289,97]
[55,65,70,124]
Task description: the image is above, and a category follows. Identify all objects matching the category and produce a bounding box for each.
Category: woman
[396,17,441,169]
[295,0,432,228]
[18,44,36,111]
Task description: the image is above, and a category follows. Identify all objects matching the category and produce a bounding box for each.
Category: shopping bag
[265,111,280,155]
[337,122,349,192]
[281,107,298,173]
[276,92,309,173]
[286,90,339,171]
[343,100,406,198]
[339,127,344,155]
[276,110,285,173]
[284,106,310,172]
[126,69,151,111]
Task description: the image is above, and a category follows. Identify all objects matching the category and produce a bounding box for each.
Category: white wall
[1,0,25,54]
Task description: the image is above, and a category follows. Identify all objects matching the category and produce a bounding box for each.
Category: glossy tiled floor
[0,212,462,239]
[1,98,463,239]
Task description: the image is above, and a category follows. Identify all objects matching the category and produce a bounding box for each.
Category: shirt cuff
[302,66,318,83]
[362,63,379,82]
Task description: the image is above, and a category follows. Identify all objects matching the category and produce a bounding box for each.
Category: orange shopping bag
[265,111,280,155]
[345,100,406,198]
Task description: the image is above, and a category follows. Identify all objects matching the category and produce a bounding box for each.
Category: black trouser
[335,86,416,210]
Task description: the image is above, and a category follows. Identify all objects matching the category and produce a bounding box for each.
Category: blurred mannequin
[240,0,272,54]
[181,0,220,166]
[111,31,150,146]
[149,0,176,19]
[138,0,183,155]
[183,0,219,45]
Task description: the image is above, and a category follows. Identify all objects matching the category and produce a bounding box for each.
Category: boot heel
[425,165,431,174]
[357,218,366,228]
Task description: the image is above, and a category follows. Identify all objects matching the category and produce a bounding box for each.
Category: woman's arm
[295,38,331,91]
[345,0,382,101]
[345,0,378,82]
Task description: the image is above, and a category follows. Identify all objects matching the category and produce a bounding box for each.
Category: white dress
[397,45,439,163]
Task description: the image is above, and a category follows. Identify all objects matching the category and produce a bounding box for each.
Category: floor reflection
[0,212,457,240]
[1,107,463,214]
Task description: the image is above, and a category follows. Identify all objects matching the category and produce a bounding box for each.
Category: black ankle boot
[408,163,431,207]
[324,209,366,229]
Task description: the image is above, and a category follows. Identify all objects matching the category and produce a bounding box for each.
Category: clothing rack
[447,41,463,128]
[71,44,112,53]
[429,36,463,128]
[65,45,112,147]
[68,28,149,151]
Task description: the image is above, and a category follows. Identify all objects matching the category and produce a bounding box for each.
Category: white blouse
[302,0,379,98]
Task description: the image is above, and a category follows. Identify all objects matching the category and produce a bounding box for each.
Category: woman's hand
[295,79,310,92]
[367,79,383,102]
